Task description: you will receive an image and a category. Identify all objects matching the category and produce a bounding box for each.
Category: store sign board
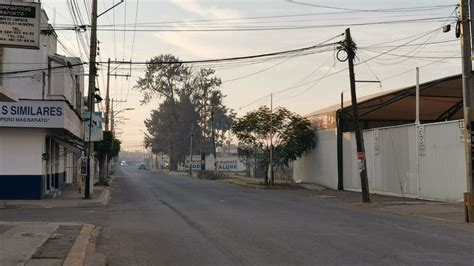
[0,1,41,49]
[0,100,83,138]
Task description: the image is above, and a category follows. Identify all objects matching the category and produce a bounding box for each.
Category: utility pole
[110,98,114,135]
[85,0,98,199]
[105,58,111,131]
[211,109,217,172]
[337,92,344,191]
[189,123,194,175]
[460,0,474,222]
[269,93,274,186]
[341,28,370,203]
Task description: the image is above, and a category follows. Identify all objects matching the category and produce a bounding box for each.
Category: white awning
[52,137,83,156]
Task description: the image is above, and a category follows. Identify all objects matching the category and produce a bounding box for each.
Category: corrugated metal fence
[294,120,466,202]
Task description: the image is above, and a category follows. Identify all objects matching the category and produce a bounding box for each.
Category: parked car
[138,163,147,170]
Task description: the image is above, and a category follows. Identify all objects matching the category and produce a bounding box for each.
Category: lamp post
[107,107,134,177]
[111,107,134,135]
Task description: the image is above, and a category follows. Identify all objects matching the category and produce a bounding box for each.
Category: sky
[40,0,461,151]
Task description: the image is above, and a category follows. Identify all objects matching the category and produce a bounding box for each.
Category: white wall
[293,129,338,189]
[344,125,419,198]
[294,121,467,202]
[0,128,44,175]
[2,11,55,100]
[418,121,466,201]
[66,152,74,184]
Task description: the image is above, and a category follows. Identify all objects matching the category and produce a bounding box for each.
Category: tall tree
[135,54,192,103]
[232,106,315,185]
[136,54,235,170]
[95,131,121,185]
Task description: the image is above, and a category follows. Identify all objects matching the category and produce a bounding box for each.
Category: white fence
[294,120,467,202]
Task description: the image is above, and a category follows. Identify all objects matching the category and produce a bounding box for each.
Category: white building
[0,8,86,199]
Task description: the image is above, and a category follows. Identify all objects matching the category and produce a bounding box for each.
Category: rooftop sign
[0,1,41,49]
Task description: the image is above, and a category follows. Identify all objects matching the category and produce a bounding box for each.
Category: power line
[52,17,456,32]
[102,41,339,65]
[286,1,456,13]
[0,63,87,76]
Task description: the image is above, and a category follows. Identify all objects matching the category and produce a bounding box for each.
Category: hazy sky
[41,0,460,150]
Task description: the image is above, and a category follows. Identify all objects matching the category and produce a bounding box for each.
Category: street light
[111,107,134,134]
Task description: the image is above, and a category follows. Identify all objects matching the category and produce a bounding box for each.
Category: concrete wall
[0,128,44,175]
[0,128,45,199]
[293,129,338,189]
[294,121,467,202]
[2,11,54,100]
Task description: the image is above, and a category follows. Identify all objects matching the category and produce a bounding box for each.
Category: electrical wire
[83,17,455,32]
[286,1,456,13]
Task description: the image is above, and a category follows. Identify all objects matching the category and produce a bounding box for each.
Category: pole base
[464,192,474,223]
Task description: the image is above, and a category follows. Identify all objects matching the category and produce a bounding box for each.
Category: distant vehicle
[120,161,127,166]
[138,163,147,170]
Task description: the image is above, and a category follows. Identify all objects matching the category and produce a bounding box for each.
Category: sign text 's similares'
[0,105,63,116]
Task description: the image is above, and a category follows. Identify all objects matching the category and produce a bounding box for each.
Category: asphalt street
[1,167,473,265]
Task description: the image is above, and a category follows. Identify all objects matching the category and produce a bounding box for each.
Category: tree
[136,54,235,170]
[144,96,200,170]
[95,131,121,185]
[232,106,315,185]
[135,54,192,103]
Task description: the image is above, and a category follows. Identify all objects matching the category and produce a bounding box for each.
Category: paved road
[1,167,474,265]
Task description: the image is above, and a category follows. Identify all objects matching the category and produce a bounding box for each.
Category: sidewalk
[221,176,469,224]
[0,185,111,209]
[0,222,104,266]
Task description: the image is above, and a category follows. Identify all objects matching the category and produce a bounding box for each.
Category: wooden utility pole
[105,58,111,131]
[85,0,98,199]
[342,28,370,203]
[460,0,474,222]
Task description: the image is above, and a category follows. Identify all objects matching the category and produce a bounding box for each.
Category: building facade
[0,9,86,199]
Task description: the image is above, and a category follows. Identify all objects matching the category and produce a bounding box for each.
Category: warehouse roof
[307,74,463,122]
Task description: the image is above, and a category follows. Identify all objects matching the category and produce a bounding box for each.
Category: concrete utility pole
[342,28,370,203]
[189,123,194,175]
[211,109,217,172]
[105,58,111,131]
[269,93,274,186]
[85,0,98,199]
[460,0,474,222]
[110,98,114,134]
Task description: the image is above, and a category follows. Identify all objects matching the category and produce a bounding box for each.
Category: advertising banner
[0,0,41,49]
[83,112,103,142]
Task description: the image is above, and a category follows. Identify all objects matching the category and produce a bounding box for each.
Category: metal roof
[307,74,463,122]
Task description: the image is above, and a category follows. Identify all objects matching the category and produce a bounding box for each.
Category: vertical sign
[373,129,380,156]
[83,112,103,141]
[417,126,425,156]
[0,1,41,49]
[459,120,465,143]
[357,152,366,173]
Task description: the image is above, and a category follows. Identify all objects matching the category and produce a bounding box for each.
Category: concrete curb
[221,179,267,189]
[221,178,305,190]
[0,187,111,209]
[0,201,44,209]
[63,224,96,266]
